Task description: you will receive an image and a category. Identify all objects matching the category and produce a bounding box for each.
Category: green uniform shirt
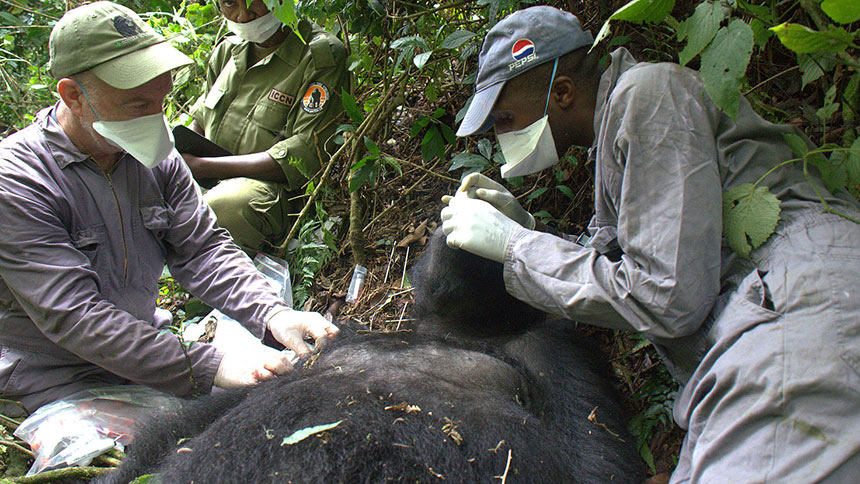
[191,20,347,189]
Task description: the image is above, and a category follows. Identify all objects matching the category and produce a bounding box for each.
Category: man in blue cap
[443,5,860,482]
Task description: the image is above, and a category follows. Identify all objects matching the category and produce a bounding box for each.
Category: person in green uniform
[181,0,347,254]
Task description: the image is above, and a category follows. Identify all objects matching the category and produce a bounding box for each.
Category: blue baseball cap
[456,6,593,137]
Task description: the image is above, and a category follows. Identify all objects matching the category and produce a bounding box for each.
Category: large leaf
[797,54,836,88]
[390,35,429,51]
[440,30,477,50]
[821,0,860,24]
[700,19,754,119]
[341,89,364,124]
[849,137,860,188]
[592,0,675,48]
[448,152,490,172]
[723,183,781,258]
[677,1,724,67]
[770,23,856,54]
[413,51,432,70]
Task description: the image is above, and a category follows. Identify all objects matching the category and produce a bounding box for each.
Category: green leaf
[723,183,781,258]
[341,89,364,124]
[349,162,377,192]
[455,94,473,125]
[440,30,477,49]
[413,51,432,70]
[281,420,343,446]
[797,54,835,88]
[363,136,380,157]
[526,187,550,201]
[0,11,20,25]
[609,0,675,23]
[700,19,754,119]
[477,138,493,159]
[556,185,576,201]
[848,137,860,187]
[770,23,856,54]
[815,85,840,122]
[391,35,429,51]
[421,127,445,162]
[449,152,490,172]
[749,19,773,48]
[782,132,809,158]
[677,1,724,67]
[592,0,675,47]
[823,150,850,192]
[821,0,860,24]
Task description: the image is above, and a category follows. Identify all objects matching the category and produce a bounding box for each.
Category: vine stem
[4,466,112,483]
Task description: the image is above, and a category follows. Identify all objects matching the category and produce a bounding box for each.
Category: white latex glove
[213,344,293,389]
[440,195,521,263]
[443,173,535,230]
[266,309,340,359]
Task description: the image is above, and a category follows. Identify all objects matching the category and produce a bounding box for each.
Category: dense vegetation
[0,0,857,481]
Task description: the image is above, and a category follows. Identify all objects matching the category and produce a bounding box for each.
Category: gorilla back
[99,233,643,483]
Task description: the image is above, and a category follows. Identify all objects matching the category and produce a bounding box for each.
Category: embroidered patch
[268,88,295,107]
[301,83,329,114]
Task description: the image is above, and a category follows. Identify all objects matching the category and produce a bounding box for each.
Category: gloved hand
[213,344,293,389]
[440,195,521,263]
[266,309,340,359]
[443,173,535,230]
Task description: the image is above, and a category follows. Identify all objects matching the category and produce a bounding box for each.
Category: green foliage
[628,360,678,475]
[722,183,781,258]
[770,23,857,54]
[595,0,859,255]
[700,19,754,119]
[820,0,860,24]
[286,218,336,309]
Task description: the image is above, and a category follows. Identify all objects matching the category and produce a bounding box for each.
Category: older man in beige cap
[0,1,338,417]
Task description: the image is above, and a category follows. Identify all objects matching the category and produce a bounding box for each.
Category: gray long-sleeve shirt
[503,49,860,379]
[0,104,290,400]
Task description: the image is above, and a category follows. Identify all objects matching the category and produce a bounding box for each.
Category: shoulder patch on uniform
[301,83,329,114]
[309,36,336,68]
[268,88,295,107]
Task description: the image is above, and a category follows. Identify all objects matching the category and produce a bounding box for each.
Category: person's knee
[204,181,265,251]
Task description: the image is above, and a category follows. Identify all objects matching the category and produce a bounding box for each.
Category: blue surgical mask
[498,58,560,179]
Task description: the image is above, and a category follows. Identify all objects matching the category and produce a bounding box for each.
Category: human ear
[57,78,86,116]
[550,76,576,110]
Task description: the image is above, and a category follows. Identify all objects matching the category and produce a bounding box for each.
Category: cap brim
[91,42,192,89]
[456,81,505,137]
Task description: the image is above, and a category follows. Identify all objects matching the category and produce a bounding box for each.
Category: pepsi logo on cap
[511,39,535,60]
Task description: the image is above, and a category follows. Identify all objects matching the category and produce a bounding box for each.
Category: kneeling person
[182,0,348,255]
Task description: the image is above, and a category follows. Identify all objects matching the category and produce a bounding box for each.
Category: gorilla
[97,232,643,484]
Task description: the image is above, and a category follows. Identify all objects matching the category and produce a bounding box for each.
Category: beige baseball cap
[48,1,191,89]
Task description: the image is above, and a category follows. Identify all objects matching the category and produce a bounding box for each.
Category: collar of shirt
[228,19,314,71]
[39,102,92,169]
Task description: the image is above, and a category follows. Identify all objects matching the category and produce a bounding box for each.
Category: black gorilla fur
[98,232,643,484]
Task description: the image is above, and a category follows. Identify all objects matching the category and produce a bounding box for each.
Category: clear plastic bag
[14,385,181,476]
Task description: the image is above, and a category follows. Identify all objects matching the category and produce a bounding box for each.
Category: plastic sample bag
[14,385,181,476]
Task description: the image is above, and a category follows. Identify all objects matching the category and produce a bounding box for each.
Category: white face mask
[498,115,559,178]
[497,58,561,179]
[92,113,175,168]
[77,81,174,168]
[226,12,283,44]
